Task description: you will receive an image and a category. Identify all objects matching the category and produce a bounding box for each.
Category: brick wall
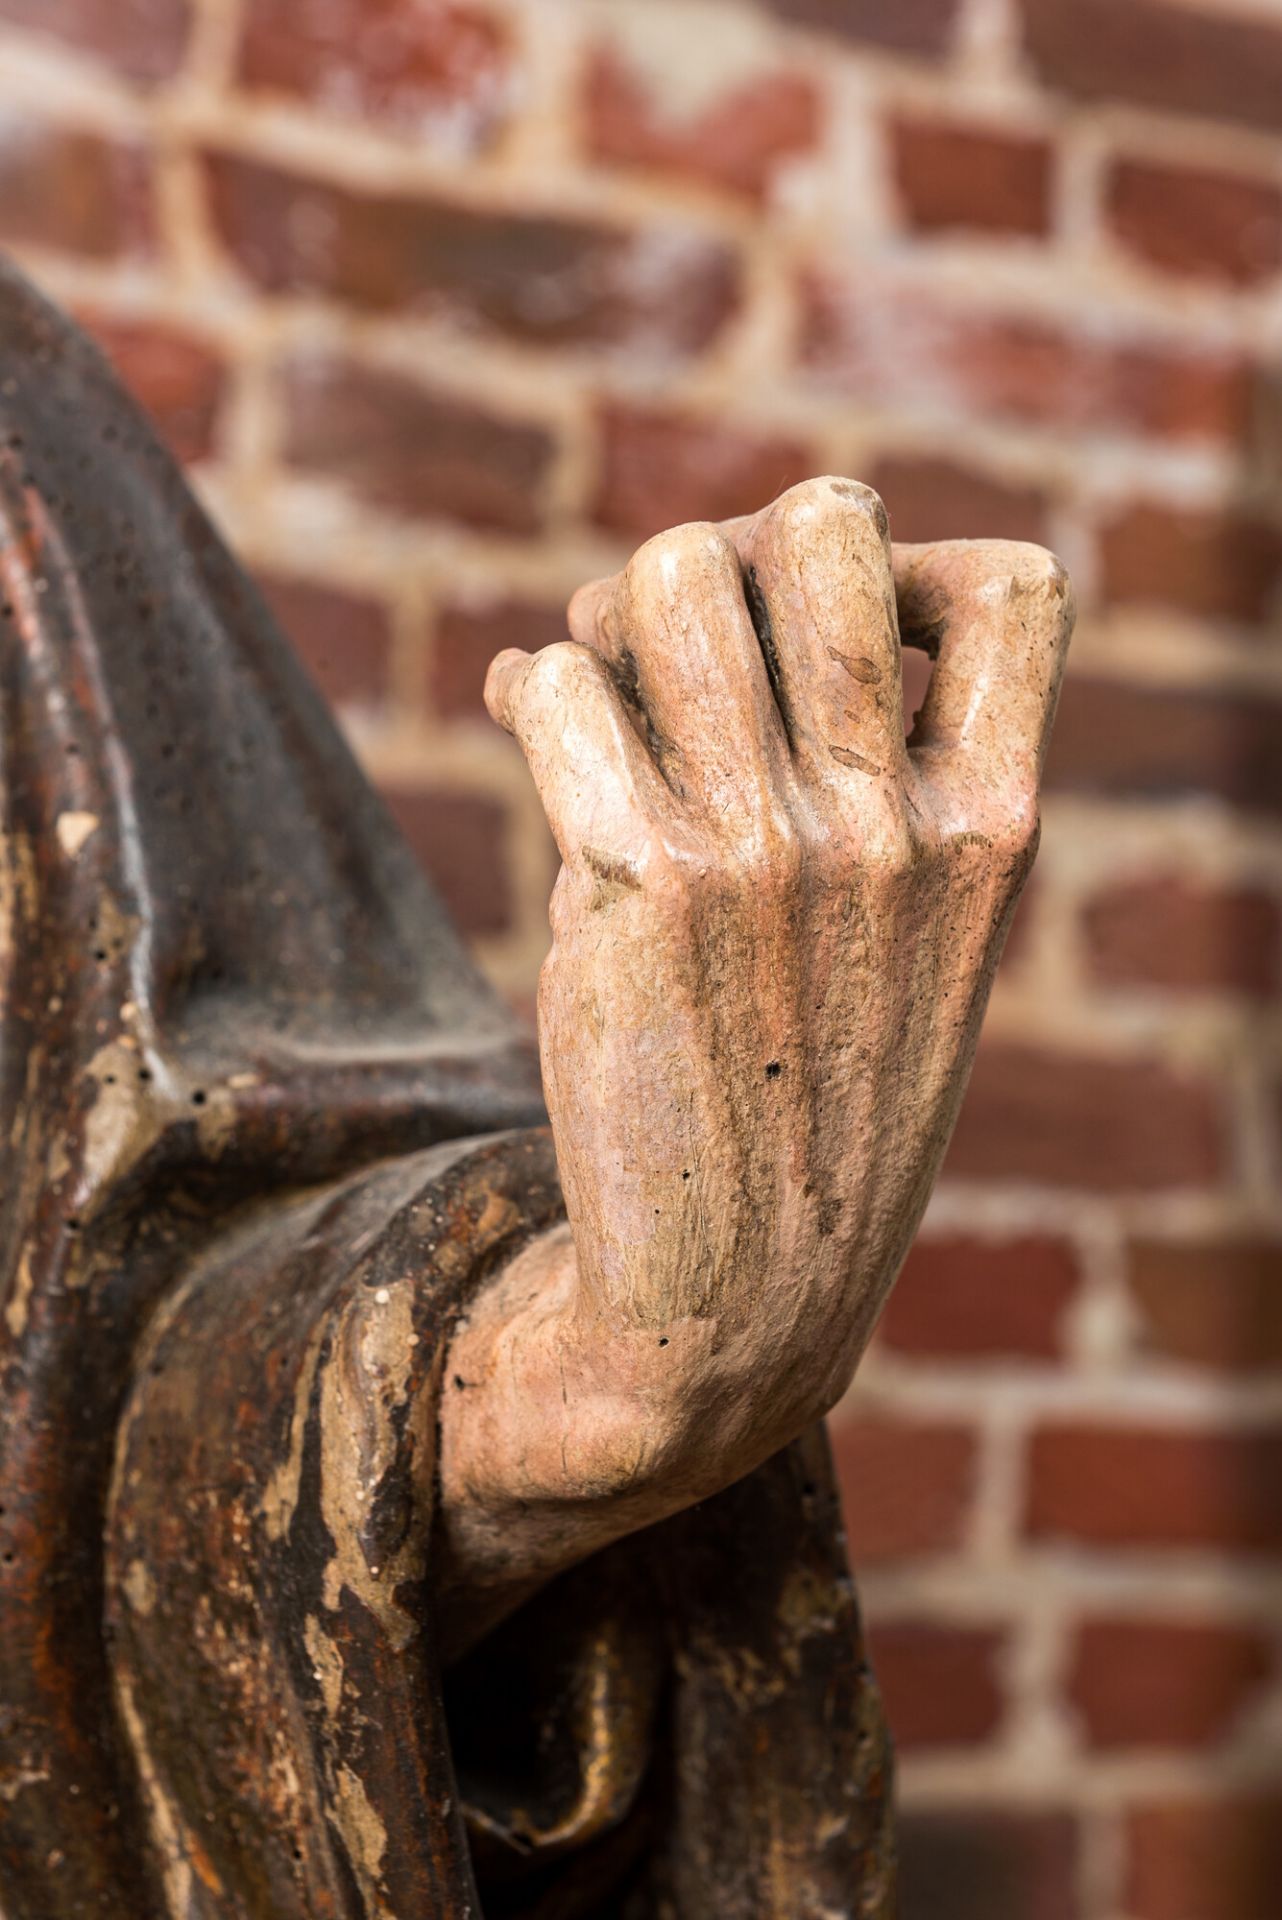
[1,2,1279,1915]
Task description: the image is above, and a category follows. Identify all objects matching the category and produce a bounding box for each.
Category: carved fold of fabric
[0,253,540,1915]
[457,1421,899,1919]
[107,1132,563,1917]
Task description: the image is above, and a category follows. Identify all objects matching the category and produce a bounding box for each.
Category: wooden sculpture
[0,257,1073,1917]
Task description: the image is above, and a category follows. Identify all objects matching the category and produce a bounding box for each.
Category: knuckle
[1013,543,1070,597]
[990,543,1075,630]
[768,475,890,549]
[819,785,916,876]
[954,792,1040,870]
[642,827,701,893]
[523,640,599,707]
[857,822,916,879]
[735,814,805,898]
[625,521,729,601]
[996,790,1041,858]
[649,809,805,913]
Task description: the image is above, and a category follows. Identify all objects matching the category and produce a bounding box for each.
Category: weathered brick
[1099,500,1282,629]
[761,0,960,58]
[900,646,933,731]
[800,273,1253,447]
[1021,0,1282,136]
[871,454,1049,546]
[1044,677,1282,820]
[867,1620,1006,1750]
[888,116,1053,237]
[237,0,511,150]
[1125,1798,1282,1920]
[430,597,567,723]
[583,45,819,202]
[203,151,741,355]
[79,315,225,465]
[900,1810,1081,1920]
[946,1043,1225,1192]
[278,354,555,536]
[1107,156,1282,288]
[879,1236,1079,1361]
[1128,1239,1282,1375]
[0,0,191,87]
[1082,875,1280,1000]
[1068,1616,1274,1749]
[592,403,814,541]
[257,574,394,712]
[0,114,153,261]
[829,1413,978,1564]
[1025,1422,1282,1553]
[378,783,512,936]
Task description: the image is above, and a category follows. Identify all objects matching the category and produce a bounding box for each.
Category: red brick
[0,117,153,262]
[1107,157,1282,288]
[761,0,960,58]
[829,1413,978,1564]
[79,315,225,465]
[591,403,815,542]
[889,116,1053,237]
[1128,1240,1282,1375]
[278,354,555,536]
[900,1810,1080,1920]
[1126,1797,1282,1920]
[1021,0,1282,137]
[1068,1616,1274,1750]
[237,0,511,149]
[1044,677,1282,820]
[378,784,511,936]
[800,272,1253,447]
[1082,876,1281,1000]
[257,575,393,712]
[431,598,566,724]
[583,46,819,202]
[203,151,741,356]
[900,646,933,731]
[1099,500,1282,629]
[871,454,1049,546]
[946,1043,1226,1192]
[1025,1422,1282,1554]
[879,1236,1079,1361]
[867,1620,1006,1750]
[0,0,191,87]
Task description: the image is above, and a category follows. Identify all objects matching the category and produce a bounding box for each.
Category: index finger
[486,642,666,873]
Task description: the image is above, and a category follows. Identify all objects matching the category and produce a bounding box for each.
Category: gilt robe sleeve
[0,252,540,1917]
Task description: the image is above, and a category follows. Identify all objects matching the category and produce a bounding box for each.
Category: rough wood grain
[439,482,1074,1621]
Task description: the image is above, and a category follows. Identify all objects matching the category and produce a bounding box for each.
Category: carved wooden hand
[439,479,1073,1638]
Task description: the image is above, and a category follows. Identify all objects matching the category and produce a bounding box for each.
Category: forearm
[436,1225,763,1617]
[436,1193,902,1652]
[436,1222,700,1656]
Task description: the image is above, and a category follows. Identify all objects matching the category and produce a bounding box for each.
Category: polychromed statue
[0,256,1073,1917]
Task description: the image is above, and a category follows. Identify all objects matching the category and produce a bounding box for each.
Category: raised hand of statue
[441,478,1073,1620]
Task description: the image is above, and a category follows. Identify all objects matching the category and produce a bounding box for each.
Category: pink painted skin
[435,478,1074,1655]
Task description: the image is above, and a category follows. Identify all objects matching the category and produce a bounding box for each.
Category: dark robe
[0,256,894,1917]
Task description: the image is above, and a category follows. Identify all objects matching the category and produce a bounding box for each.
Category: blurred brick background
[1,0,1279,1914]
